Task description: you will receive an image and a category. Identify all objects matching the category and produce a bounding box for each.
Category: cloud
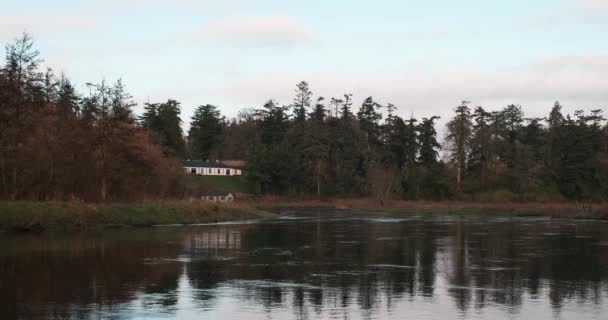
[575,0,608,15]
[0,14,102,40]
[193,16,315,48]
[214,53,608,121]
[527,53,608,74]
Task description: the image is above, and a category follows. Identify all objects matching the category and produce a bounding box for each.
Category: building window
[219,196,224,200]
[190,168,196,174]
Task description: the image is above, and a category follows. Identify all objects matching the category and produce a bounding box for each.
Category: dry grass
[238,196,608,219]
[0,201,276,232]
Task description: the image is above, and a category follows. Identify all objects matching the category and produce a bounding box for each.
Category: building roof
[183,160,228,168]
[201,191,232,197]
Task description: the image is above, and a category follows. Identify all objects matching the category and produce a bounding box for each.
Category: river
[1,211,607,319]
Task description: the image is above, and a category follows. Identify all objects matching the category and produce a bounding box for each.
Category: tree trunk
[456,163,461,190]
[11,166,17,200]
[101,176,107,202]
[1,154,6,197]
[316,161,321,197]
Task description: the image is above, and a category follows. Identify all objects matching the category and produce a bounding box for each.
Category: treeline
[192,85,608,201]
[0,34,183,201]
[2,34,607,202]
[444,102,608,201]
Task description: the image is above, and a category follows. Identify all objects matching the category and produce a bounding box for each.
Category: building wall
[184,167,242,176]
[201,195,234,202]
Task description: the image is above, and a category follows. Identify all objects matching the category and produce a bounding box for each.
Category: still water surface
[1,211,608,319]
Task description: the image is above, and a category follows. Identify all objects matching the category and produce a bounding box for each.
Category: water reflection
[1,212,607,319]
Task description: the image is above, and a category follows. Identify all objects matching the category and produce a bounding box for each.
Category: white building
[200,191,234,202]
[183,160,242,176]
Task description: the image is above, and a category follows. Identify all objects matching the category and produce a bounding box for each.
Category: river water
[1,211,608,319]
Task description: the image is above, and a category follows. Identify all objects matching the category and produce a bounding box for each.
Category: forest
[1,34,607,202]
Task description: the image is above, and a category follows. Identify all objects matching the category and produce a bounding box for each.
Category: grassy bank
[0,201,276,232]
[186,175,251,194]
[247,197,608,220]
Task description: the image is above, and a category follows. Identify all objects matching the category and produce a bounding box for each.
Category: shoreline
[0,201,276,233]
[252,198,608,220]
[2,199,607,233]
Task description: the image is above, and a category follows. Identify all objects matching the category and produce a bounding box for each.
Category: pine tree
[418,116,441,165]
[154,100,186,157]
[293,81,312,123]
[545,101,565,179]
[310,97,327,123]
[357,96,383,147]
[499,104,524,168]
[468,107,492,189]
[110,79,135,123]
[189,104,224,160]
[340,94,353,121]
[445,101,472,189]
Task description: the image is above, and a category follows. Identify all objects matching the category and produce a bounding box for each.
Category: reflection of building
[184,229,242,251]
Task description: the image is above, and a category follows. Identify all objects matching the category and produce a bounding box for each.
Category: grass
[2,197,606,233]
[186,175,252,194]
[239,197,608,220]
[0,201,276,232]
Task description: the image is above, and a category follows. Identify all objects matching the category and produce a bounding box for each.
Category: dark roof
[183,160,228,168]
[201,191,232,197]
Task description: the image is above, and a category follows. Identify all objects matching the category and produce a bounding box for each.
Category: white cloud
[214,53,608,121]
[575,0,608,15]
[194,16,315,48]
[0,14,102,41]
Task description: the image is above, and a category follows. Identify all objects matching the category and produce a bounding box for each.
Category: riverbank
[252,198,608,220]
[2,199,606,233]
[0,201,276,232]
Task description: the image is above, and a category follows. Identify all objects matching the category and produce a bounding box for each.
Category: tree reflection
[1,214,607,319]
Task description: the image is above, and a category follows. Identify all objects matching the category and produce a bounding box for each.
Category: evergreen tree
[499,104,524,168]
[545,101,565,179]
[558,116,592,199]
[357,96,383,147]
[340,94,354,120]
[141,100,186,157]
[110,79,135,123]
[293,81,312,123]
[246,100,292,194]
[257,100,290,145]
[56,75,79,116]
[400,117,419,199]
[189,104,223,160]
[310,97,327,123]
[418,116,441,165]
[521,117,545,163]
[468,107,492,189]
[445,101,472,189]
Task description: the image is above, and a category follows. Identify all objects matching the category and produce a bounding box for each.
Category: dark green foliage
[310,97,327,123]
[417,116,441,165]
[445,101,472,189]
[340,94,354,120]
[357,96,383,147]
[140,100,186,157]
[419,162,454,200]
[245,100,292,194]
[329,119,368,195]
[293,81,312,123]
[188,104,224,160]
[558,116,592,199]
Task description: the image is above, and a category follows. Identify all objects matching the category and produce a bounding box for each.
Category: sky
[1,0,608,130]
